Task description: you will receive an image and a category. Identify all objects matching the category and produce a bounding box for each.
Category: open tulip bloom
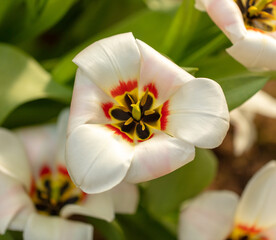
[230,90,276,156]
[65,32,230,194]
[179,160,276,240]
[0,110,138,240]
[195,0,276,70]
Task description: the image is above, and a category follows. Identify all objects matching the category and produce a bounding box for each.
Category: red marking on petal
[106,124,134,143]
[273,1,276,5]
[111,80,138,97]
[29,178,36,196]
[138,134,154,142]
[57,165,70,177]
[39,165,51,177]
[237,224,263,234]
[160,101,169,130]
[143,83,158,98]
[246,27,265,33]
[102,102,113,119]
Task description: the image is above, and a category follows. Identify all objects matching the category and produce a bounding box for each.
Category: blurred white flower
[66,32,229,194]
[195,0,276,71]
[0,109,139,240]
[179,160,276,240]
[230,90,276,156]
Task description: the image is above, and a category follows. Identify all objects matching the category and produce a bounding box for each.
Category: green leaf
[0,0,16,26]
[0,232,14,240]
[216,74,269,111]
[0,231,22,240]
[143,148,217,216]
[2,99,68,128]
[117,207,176,240]
[181,66,199,75]
[52,9,175,84]
[162,0,201,60]
[0,43,71,125]
[196,53,269,110]
[86,217,125,240]
[16,0,77,41]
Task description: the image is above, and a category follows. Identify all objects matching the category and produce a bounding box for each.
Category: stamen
[127,94,135,104]
[248,6,259,16]
[255,0,274,10]
[140,121,146,131]
[117,106,129,112]
[144,110,155,115]
[124,117,134,125]
[140,88,149,106]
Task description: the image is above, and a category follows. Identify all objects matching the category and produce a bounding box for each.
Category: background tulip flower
[179,160,276,240]
[66,32,230,194]
[0,110,139,240]
[230,90,276,156]
[195,0,276,70]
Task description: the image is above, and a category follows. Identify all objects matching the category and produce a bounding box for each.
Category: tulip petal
[227,31,276,71]
[260,225,276,240]
[0,172,34,234]
[0,128,31,190]
[235,161,276,229]
[230,109,256,156]
[66,124,134,194]
[195,0,247,42]
[73,32,140,98]
[24,213,93,240]
[179,191,238,240]
[68,69,115,134]
[16,125,57,180]
[9,204,35,231]
[55,108,70,166]
[125,131,195,183]
[60,191,114,222]
[165,78,229,148]
[238,90,276,118]
[136,39,194,107]
[109,181,139,214]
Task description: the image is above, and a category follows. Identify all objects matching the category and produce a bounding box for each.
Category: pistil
[131,101,142,121]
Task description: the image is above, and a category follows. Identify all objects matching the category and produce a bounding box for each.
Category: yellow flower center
[109,88,163,141]
[235,0,276,32]
[226,224,268,240]
[30,166,85,216]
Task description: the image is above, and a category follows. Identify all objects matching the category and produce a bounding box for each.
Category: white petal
[15,125,57,180]
[260,225,276,240]
[125,131,195,183]
[195,0,247,42]
[227,31,276,71]
[68,69,115,134]
[109,181,139,214]
[0,172,34,234]
[24,213,93,240]
[73,32,140,97]
[136,39,194,107]
[0,128,31,190]
[179,191,238,240]
[9,205,35,231]
[235,161,276,229]
[66,124,134,194]
[61,191,115,222]
[165,78,229,148]
[238,91,276,118]
[230,109,256,156]
[55,108,70,166]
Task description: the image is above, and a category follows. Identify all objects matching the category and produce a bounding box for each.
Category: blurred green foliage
[0,0,273,239]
